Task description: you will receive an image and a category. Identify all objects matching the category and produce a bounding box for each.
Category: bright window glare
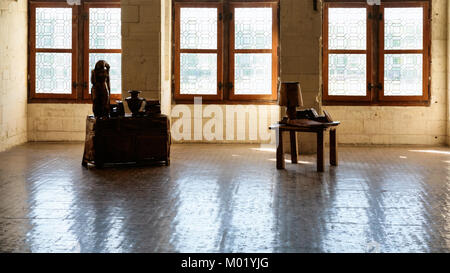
[409,150,450,155]
[268,159,313,165]
[251,147,276,153]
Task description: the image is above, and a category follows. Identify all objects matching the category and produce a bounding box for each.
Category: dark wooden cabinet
[82,114,171,168]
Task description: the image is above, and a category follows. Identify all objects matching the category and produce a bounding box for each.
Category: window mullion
[371,4,380,103]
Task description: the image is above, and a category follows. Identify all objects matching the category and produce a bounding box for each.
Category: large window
[174,0,279,103]
[29,1,121,102]
[323,0,430,105]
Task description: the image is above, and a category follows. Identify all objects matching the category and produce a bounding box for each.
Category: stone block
[122,5,139,23]
[128,23,161,36]
[141,2,161,23]
[370,134,392,144]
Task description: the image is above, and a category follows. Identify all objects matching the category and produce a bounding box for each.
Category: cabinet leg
[317,131,324,172]
[330,129,338,166]
[290,131,298,164]
[276,129,285,169]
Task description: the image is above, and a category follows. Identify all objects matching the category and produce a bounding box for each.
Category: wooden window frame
[29,1,78,100]
[322,2,372,103]
[229,1,278,101]
[28,0,121,104]
[173,0,280,104]
[174,2,224,101]
[378,1,430,103]
[322,0,431,106]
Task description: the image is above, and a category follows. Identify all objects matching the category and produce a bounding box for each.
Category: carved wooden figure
[91,60,111,118]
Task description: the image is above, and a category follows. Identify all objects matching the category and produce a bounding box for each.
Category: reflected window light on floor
[2,143,450,252]
[409,150,450,155]
[268,158,313,165]
[251,147,277,153]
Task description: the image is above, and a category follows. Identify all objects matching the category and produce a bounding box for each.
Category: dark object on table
[295,108,333,123]
[109,101,125,118]
[91,60,111,119]
[323,110,333,122]
[296,108,319,120]
[109,104,119,118]
[288,118,324,127]
[82,114,171,168]
[270,121,340,172]
[126,90,145,116]
[145,100,161,116]
[116,100,125,117]
[279,82,303,121]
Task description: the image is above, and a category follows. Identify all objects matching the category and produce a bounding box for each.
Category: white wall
[0,0,28,152]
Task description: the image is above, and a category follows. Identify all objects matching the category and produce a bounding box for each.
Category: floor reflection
[26,172,80,253]
[170,176,222,252]
[1,143,450,252]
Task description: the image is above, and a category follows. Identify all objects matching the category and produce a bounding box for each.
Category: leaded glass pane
[36,53,72,94]
[384,54,422,96]
[89,8,121,49]
[234,54,272,95]
[328,8,366,50]
[329,54,366,96]
[180,8,217,50]
[89,53,122,94]
[235,8,272,50]
[36,8,72,49]
[385,8,423,50]
[180,53,217,95]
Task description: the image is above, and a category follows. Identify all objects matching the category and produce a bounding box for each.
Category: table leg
[317,130,324,172]
[330,129,338,166]
[290,131,298,164]
[276,129,285,169]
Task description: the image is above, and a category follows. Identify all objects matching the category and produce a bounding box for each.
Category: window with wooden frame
[173,0,279,103]
[30,1,77,100]
[322,0,431,106]
[29,0,121,103]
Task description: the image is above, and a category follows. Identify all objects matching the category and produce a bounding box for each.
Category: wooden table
[82,114,171,168]
[269,120,340,172]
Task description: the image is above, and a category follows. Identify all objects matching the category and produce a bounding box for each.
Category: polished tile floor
[1,142,450,253]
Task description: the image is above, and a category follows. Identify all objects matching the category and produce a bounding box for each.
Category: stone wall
[26,0,450,148]
[160,0,172,116]
[28,104,91,142]
[171,104,280,144]
[0,0,28,152]
[280,0,321,152]
[168,0,319,147]
[121,0,161,103]
[448,0,450,145]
